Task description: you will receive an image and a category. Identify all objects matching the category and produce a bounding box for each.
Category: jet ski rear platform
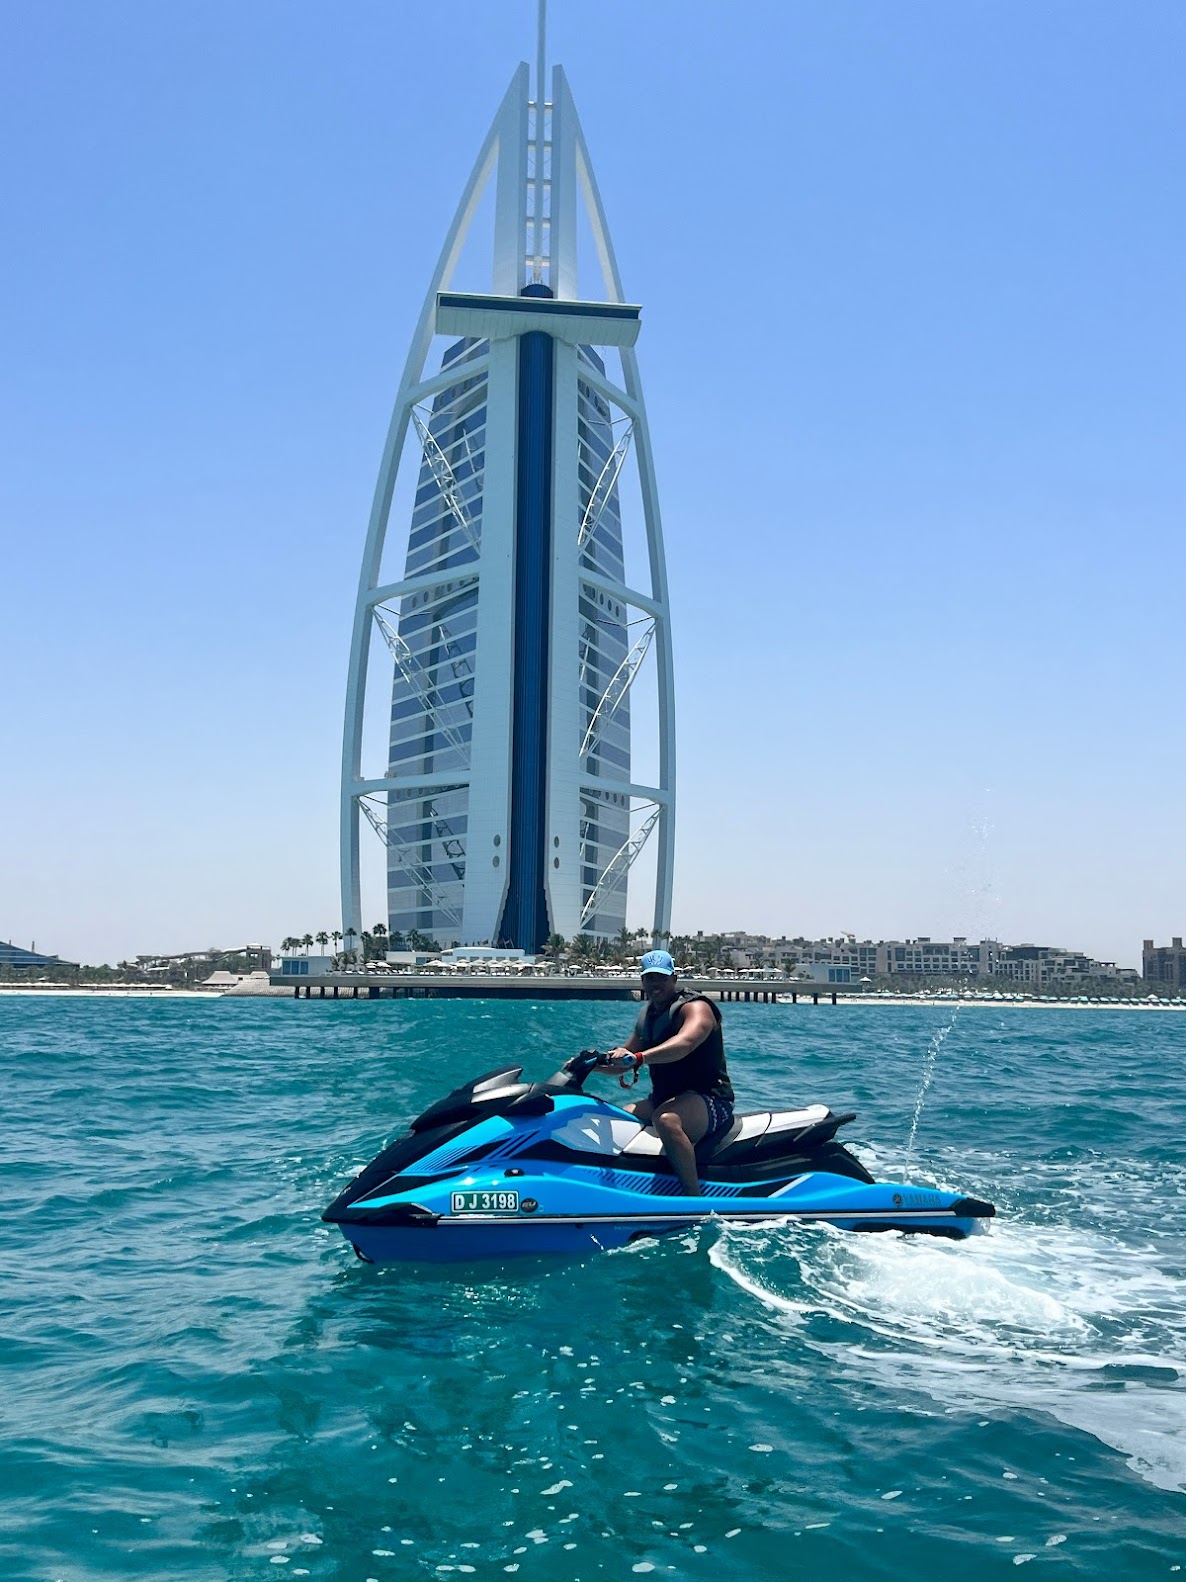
[323,1054,995,1264]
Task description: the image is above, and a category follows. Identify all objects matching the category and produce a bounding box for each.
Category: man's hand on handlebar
[599,1046,641,1074]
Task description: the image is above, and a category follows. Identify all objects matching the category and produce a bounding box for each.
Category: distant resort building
[277,954,336,979]
[1142,937,1186,991]
[126,946,272,976]
[709,932,1137,986]
[0,940,76,971]
[340,23,674,955]
[987,943,1135,988]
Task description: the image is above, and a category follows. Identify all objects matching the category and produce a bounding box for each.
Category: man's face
[642,971,678,1009]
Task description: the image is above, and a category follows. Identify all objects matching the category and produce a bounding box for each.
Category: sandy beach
[0,986,211,998]
[792,993,1185,1010]
[1,984,1182,1009]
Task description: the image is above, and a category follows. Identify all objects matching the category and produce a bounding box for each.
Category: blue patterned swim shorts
[701,1091,734,1140]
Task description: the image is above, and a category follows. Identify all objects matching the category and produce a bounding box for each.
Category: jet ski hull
[323,1063,995,1265]
[343,1217,648,1264]
[329,1168,994,1264]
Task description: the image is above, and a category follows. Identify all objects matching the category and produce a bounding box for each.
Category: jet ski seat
[621,1105,852,1165]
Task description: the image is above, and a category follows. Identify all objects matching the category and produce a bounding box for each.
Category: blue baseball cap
[640,949,676,976]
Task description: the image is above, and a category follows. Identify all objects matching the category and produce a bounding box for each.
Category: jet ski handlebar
[558,1049,612,1088]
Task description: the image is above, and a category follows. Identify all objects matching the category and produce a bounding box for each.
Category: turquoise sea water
[3,996,1184,1581]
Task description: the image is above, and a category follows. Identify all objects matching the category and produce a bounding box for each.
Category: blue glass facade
[384,339,487,939]
[383,331,631,949]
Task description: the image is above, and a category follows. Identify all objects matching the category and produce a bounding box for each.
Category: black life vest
[632,990,734,1105]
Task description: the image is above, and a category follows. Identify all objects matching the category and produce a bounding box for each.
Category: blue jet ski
[322,1051,995,1263]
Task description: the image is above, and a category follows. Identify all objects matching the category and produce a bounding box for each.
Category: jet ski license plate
[450,1190,520,1214]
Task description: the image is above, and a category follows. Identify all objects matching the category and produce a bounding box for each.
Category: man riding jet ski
[598,949,736,1198]
[322,1036,996,1264]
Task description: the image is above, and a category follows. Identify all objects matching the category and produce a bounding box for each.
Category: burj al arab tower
[340,19,675,954]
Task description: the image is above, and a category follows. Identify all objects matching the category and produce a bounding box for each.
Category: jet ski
[323,1051,995,1263]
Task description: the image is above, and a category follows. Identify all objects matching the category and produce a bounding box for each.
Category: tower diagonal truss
[580,802,662,928]
[579,619,655,762]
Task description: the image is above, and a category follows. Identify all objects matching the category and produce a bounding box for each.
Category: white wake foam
[710,1215,1186,1492]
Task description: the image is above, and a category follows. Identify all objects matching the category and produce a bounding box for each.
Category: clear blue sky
[2,1,1182,968]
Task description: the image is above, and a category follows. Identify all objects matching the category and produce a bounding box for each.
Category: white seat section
[766,1106,831,1133]
[709,1108,831,1156]
[710,1118,743,1151]
[623,1112,786,1158]
[621,1128,664,1156]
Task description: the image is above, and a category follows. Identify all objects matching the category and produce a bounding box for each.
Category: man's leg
[652,1094,709,1197]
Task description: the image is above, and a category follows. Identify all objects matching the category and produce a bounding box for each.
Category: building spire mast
[536,0,547,113]
[531,0,547,283]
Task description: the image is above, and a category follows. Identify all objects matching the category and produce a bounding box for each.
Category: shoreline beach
[1,985,1183,1009]
[823,994,1186,1010]
[0,986,212,999]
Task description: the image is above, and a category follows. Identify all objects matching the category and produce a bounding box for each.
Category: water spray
[904,1006,961,1172]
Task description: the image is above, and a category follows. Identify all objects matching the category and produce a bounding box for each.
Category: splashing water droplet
[905,1007,960,1168]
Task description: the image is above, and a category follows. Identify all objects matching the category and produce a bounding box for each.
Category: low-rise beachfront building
[796,938,884,977]
[878,939,1129,986]
[711,933,1133,985]
[129,945,273,974]
[715,933,883,976]
[385,950,436,968]
[990,944,1129,987]
[883,937,997,977]
[1142,937,1186,990]
[277,954,335,979]
[441,947,529,964]
[719,934,994,979]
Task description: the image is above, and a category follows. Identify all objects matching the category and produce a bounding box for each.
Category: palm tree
[546,933,567,971]
[302,933,313,955]
[331,930,342,954]
[315,931,329,956]
[571,932,597,964]
[343,927,357,963]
